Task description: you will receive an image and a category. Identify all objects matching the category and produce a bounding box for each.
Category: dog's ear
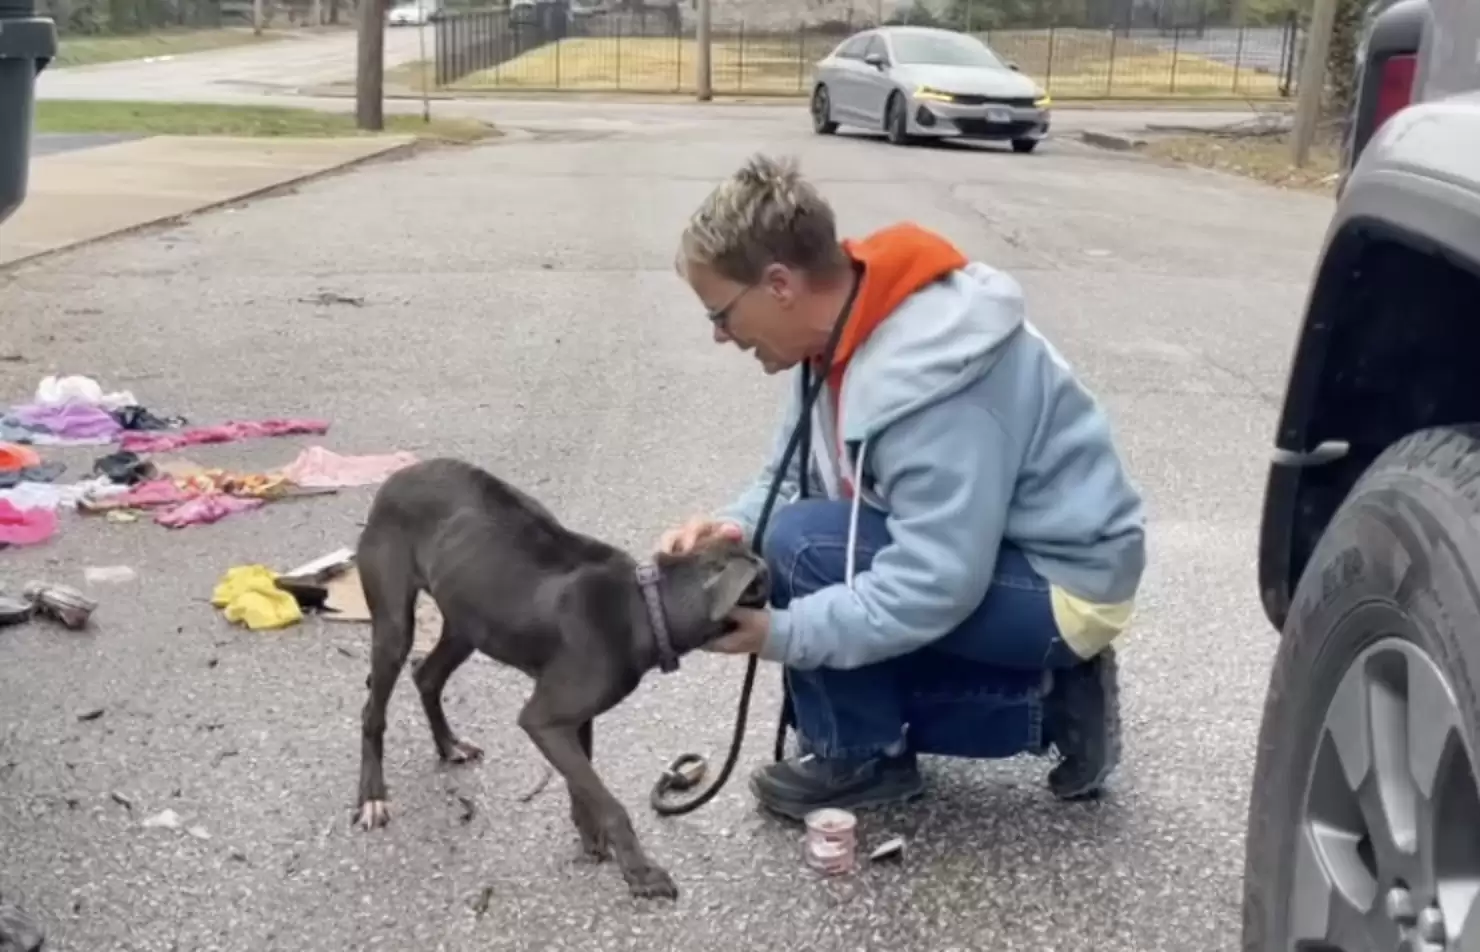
[703,558,760,622]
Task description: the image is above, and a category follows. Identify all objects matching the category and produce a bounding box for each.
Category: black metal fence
[432,6,1302,99]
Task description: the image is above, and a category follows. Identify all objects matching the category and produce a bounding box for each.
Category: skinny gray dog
[353,457,770,900]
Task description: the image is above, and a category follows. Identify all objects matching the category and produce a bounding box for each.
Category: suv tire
[1243,425,1480,952]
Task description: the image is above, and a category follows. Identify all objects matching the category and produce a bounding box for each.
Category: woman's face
[682,258,810,375]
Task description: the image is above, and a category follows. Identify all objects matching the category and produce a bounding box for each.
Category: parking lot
[0,108,1334,950]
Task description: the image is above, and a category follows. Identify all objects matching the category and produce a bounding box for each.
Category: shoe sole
[749,774,927,822]
[1050,648,1122,801]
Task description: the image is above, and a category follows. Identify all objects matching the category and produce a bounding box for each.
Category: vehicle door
[857,33,896,125]
[827,33,874,122]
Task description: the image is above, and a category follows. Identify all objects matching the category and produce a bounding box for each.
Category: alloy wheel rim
[1293,631,1480,951]
[813,88,828,125]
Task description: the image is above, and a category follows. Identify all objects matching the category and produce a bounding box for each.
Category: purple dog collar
[636,562,679,674]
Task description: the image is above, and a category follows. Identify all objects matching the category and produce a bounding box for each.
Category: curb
[1,139,417,274]
[1078,130,1147,152]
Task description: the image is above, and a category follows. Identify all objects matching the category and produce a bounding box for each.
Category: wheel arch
[1259,155,1480,631]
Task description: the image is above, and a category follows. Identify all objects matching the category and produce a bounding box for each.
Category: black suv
[1244,0,1480,948]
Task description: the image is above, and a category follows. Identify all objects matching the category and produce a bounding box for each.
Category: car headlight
[914,86,955,103]
[1034,93,1052,108]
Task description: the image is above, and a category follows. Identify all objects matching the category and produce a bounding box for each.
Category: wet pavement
[0,106,1334,951]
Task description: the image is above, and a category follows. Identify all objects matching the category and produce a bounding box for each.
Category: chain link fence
[431,1,1302,99]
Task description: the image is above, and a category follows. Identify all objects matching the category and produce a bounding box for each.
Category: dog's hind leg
[355,540,417,832]
[412,619,483,764]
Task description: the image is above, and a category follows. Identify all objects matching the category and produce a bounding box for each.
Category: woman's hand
[704,607,770,655]
[657,516,743,555]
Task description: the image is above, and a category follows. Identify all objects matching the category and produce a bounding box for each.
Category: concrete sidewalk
[1,134,413,267]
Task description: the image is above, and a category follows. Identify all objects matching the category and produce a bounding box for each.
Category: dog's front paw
[356,799,391,831]
[624,864,678,900]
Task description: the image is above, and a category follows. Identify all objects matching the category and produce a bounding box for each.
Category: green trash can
[0,0,58,226]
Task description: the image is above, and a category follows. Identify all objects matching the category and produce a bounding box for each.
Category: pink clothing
[121,419,329,454]
[154,494,265,528]
[0,500,58,546]
[279,446,419,488]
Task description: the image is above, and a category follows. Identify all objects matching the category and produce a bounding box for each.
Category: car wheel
[1011,138,1039,154]
[885,93,911,146]
[811,85,839,135]
[1242,425,1480,952]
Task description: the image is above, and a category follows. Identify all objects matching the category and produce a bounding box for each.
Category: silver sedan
[810,25,1052,153]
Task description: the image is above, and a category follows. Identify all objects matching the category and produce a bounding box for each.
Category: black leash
[650,268,860,817]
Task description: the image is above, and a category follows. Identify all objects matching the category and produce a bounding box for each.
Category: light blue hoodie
[717,227,1146,671]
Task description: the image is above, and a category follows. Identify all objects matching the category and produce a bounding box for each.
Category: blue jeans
[764,499,1084,761]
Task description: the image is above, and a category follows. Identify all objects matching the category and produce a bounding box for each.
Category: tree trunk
[1324,0,1364,121]
[355,0,385,129]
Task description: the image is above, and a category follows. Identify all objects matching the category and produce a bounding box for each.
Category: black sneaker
[1044,648,1122,800]
[749,751,925,821]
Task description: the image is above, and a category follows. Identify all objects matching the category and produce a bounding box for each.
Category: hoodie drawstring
[845,438,867,590]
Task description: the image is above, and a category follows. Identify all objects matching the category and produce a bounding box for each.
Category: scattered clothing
[34,373,136,411]
[211,564,302,630]
[0,443,41,472]
[0,499,59,547]
[110,404,187,432]
[88,479,192,511]
[0,478,127,512]
[279,446,419,489]
[93,451,158,486]
[155,493,265,529]
[0,461,65,488]
[172,468,291,499]
[121,418,330,454]
[5,401,124,443]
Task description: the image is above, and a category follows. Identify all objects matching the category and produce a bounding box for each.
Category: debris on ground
[210,565,303,631]
[83,566,137,585]
[22,582,97,630]
[298,291,365,308]
[868,836,906,864]
[141,809,182,831]
[0,596,33,627]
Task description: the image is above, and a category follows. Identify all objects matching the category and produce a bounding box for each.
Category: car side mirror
[864,52,888,69]
[1007,61,1021,71]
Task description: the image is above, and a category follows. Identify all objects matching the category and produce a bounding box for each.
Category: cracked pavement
[0,108,1334,951]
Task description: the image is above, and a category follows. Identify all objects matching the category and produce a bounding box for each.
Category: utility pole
[356,0,386,129]
[695,0,712,101]
[1289,0,1337,167]
[252,0,263,34]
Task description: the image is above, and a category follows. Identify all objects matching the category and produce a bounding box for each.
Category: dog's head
[655,535,771,650]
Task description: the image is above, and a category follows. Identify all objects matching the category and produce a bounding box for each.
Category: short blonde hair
[679,153,848,285]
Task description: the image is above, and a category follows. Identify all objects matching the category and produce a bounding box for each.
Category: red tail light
[1372,52,1417,132]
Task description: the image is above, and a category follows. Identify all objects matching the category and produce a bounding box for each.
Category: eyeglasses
[707,283,757,332]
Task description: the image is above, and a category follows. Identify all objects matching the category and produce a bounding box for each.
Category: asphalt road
[0,110,1333,951]
[36,26,426,100]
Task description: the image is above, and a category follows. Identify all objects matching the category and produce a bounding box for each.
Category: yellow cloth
[211,564,302,631]
[1050,585,1135,660]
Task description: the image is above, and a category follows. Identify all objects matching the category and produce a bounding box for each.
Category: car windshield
[889,31,1003,68]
